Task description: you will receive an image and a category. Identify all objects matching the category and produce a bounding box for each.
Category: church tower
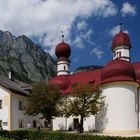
[55,35,71,76]
[112,22,131,61]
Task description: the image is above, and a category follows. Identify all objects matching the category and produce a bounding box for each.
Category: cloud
[110,25,128,37]
[73,57,79,63]
[121,2,136,17]
[90,47,104,60]
[73,21,94,49]
[73,36,84,49]
[0,0,117,56]
[80,29,94,41]
[77,20,88,31]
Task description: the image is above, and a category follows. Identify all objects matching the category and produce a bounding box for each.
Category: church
[0,23,140,134]
[49,24,140,134]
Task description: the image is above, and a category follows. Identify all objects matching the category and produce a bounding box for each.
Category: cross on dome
[61,31,64,42]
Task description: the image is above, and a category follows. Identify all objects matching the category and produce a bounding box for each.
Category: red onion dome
[55,42,71,58]
[133,62,140,82]
[49,75,70,90]
[112,31,131,50]
[101,59,135,83]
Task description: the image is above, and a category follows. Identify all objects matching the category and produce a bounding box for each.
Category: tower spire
[61,31,64,42]
[120,17,123,31]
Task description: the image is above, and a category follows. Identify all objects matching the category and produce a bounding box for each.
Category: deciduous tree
[26,82,62,128]
[58,83,104,133]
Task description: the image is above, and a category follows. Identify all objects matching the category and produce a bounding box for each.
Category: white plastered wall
[11,94,44,130]
[53,115,95,131]
[0,86,10,130]
[113,46,130,61]
[138,87,140,131]
[57,60,69,75]
[96,82,139,134]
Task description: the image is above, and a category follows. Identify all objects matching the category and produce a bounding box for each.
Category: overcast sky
[0,0,139,71]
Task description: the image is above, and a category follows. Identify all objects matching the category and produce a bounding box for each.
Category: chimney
[8,71,12,80]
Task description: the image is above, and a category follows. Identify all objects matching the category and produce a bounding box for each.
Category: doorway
[33,120,37,128]
[73,118,79,130]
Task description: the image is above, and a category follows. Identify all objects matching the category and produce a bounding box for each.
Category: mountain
[75,65,103,73]
[0,30,56,83]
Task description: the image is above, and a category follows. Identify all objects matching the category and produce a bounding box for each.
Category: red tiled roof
[133,62,140,82]
[49,60,138,94]
[55,42,71,58]
[49,69,101,94]
[101,59,135,84]
[112,31,131,50]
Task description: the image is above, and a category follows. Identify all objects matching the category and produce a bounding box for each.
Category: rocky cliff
[0,30,56,83]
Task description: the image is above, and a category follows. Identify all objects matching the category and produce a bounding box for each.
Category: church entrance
[33,120,37,128]
[73,118,79,130]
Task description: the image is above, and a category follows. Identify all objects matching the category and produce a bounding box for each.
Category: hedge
[0,130,140,140]
[0,136,13,140]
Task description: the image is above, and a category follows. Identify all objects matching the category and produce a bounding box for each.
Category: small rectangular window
[0,100,2,109]
[19,101,25,110]
[19,119,24,128]
[88,80,95,86]
[33,120,37,128]
[119,51,121,57]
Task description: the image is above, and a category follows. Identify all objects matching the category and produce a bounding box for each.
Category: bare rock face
[0,30,56,83]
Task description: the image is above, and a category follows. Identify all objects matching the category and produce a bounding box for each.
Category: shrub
[0,136,13,140]
[10,130,29,140]
[0,130,10,138]
[0,130,140,140]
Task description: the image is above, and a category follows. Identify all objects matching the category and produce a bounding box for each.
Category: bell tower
[112,22,131,61]
[55,34,71,76]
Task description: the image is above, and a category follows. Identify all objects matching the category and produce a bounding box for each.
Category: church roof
[50,59,140,94]
[49,69,101,94]
[101,59,135,84]
[112,31,131,50]
[133,62,140,82]
[55,41,71,58]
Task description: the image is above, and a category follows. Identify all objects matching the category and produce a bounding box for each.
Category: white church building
[50,24,140,134]
[0,24,140,134]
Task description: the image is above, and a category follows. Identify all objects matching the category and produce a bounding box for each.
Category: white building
[0,75,45,130]
[50,25,140,134]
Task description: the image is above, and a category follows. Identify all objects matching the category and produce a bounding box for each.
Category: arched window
[64,66,66,70]
[119,51,121,57]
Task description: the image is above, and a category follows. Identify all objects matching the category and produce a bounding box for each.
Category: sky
[0,0,140,72]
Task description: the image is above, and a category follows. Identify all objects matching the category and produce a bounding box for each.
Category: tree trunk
[48,117,52,130]
[79,115,84,133]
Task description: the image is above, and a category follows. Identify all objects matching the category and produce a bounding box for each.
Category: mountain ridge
[0,30,56,83]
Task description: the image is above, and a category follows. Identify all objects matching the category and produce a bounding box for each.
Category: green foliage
[0,130,10,138]
[0,130,140,140]
[56,95,72,118]
[26,82,62,122]
[57,82,104,133]
[10,130,29,140]
[70,83,104,117]
[0,137,13,140]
